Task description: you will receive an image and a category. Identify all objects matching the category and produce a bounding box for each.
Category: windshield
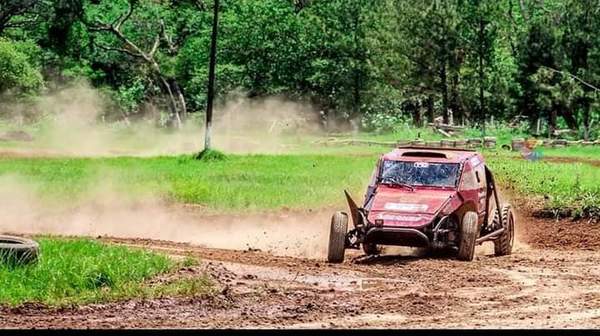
[379,160,460,188]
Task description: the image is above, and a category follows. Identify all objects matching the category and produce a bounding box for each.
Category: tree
[0,38,43,94]
[559,0,600,139]
[83,0,201,128]
[301,0,377,124]
[0,0,596,137]
[461,0,501,133]
[394,0,462,124]
[0,0,40,34]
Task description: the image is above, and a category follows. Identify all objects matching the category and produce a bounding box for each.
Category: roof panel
[382,146,478,163]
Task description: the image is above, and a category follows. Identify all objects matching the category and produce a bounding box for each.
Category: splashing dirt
[0,175,332,259]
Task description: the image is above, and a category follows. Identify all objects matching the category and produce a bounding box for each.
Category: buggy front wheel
[457,211,479,261]
[327,212,348,263]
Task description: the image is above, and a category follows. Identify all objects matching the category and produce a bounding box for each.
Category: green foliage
[0,38,43,94]
[0,0,597,135]
[195,149,227,162]
[115,79,147,114]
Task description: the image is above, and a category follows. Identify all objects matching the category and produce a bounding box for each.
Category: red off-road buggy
[327,146,515,262]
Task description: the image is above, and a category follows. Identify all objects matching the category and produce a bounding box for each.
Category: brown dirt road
[2,209,600,329]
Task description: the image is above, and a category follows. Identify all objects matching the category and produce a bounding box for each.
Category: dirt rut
[3,210,600,329]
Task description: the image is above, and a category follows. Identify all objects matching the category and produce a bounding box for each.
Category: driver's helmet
[403,162,415,179]
[421,164,437,184]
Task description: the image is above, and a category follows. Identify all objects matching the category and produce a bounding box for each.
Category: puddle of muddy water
[205,259,409,292]
[359,278,407,290]
[209,259,362,290]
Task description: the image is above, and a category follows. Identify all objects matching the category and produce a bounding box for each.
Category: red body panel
[365,146,486,230]
[367,186,456,228]
[382,148,476,163]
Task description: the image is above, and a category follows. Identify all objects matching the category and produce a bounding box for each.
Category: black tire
[0,235,39,266]
[493,204,515,256]
[327,212,348,263]
[362,243,381,256]
[457,211,479,261]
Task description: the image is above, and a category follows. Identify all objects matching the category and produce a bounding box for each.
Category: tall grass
[486,155,600,217]
[0,238,211,306]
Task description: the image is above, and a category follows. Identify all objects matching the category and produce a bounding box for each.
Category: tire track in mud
[3,206,600,328]
[4,224,600,329]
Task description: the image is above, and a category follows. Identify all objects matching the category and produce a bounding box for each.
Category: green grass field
[0,147,597,217]
[0,238,212,307]
[536,146,600,160]
[485,154,600,217]
[0,154,379,212]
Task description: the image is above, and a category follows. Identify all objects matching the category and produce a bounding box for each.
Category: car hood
[367,186,457,227]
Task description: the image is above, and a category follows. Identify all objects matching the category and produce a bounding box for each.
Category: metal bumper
[364,227,430,248]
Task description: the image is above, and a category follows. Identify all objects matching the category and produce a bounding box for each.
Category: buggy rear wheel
[327,212,348,263]
[493,204,515,256]
[457,211,479,261]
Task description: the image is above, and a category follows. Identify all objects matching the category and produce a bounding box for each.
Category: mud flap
[344,190,361,228]
[485,166,503,230]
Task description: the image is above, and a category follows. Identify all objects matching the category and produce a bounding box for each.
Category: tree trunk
[351,3,363,120]
[582,98,591,141]
[414,109,422,127]
[159,76,182,129]
[548,105,557,138]
[440,61,449,124]
[427,95,435,123]
[559,105,578,130]
[478,16,486,135]
[170,79,188,123]
[408,100,421,127]
[352,71,361,119]
[449,70,462,125]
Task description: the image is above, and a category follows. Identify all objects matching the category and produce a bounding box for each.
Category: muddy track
[3,211,600,329]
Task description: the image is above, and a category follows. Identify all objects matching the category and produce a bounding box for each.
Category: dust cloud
[0,177,529,260]
[212,92,323,153]
[1,83,325,157]
[0,84,337,258]
[0,173,333,259]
